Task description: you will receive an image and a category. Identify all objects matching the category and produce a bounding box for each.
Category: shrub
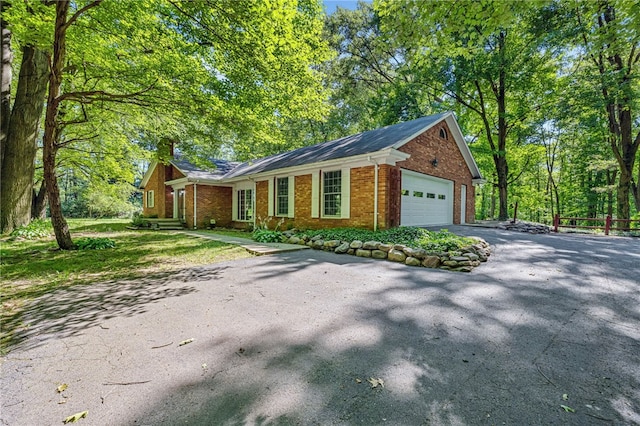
[253,229,284,243]
[75,237,116,250]
[131,214,149,228]
[295,227,474,253]
[9,219,52,239]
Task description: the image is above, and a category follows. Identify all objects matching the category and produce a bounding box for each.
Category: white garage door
[401,170,453,226]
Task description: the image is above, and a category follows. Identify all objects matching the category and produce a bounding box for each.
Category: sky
[323,0,363,14]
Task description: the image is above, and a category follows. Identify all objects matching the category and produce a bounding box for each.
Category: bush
[131,214,149,228]
[75,237,116,250]
[253,229,284,243]
[296,227,474,253]
[9,219,52,239]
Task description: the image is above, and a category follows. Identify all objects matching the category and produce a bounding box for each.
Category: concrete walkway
[180,230,310,255]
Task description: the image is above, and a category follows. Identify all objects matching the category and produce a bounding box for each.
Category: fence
[553,214,640,235]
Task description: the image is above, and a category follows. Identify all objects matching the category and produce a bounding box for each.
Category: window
[237,189,253,221]
[438,194,446,200]
[413,191,424,197]
[401,189,409,196]
[276,177,288,216]
[439,128,448,139]
[426,193,436,199]
[146,190,155,208]
[323,170,341,216]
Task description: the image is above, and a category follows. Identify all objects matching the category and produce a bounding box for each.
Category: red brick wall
[142,163,163,217]
[143,163,186,218]
[396,122,475,224]
[182,184,233,229]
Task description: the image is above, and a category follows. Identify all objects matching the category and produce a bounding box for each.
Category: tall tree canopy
[376,0,558,220]
[1,0,329,247]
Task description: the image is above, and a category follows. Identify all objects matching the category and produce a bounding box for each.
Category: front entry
[175,189,186,222]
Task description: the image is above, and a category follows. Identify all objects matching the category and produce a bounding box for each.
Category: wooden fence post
[553,214,559,233]
[605,215,612,235]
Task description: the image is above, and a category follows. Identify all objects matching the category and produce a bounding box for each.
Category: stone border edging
[284,235,491,272]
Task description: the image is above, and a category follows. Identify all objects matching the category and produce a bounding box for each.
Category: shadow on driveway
[1,230,639,425]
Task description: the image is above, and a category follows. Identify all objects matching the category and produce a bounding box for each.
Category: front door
[177,189,185,222]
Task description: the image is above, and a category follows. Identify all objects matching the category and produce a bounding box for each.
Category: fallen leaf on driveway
[57,383,68,393]
[178,338,194,346]
[562,394,568,401]
[63,410,88,423]
[355,378,362,383]
[560,405,575,413]
[368,378,384,388]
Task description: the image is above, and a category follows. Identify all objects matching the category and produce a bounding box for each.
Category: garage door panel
[401,171,453,226]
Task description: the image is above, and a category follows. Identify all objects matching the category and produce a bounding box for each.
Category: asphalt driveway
[1,228,639,425]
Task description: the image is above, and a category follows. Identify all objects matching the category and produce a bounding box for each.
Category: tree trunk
[0,45,49,234]
[43,1,74,249]
[32,180,48,219]
[1,4,11,168]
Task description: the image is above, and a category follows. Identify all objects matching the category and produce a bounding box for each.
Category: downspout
[368,157,379,231]
[249,177,256,230]
[193,181,198,229]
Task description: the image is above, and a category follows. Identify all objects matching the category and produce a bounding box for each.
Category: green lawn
[0,219,253,352]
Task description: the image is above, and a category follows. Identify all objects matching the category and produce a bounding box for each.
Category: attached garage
[400,170,453,226]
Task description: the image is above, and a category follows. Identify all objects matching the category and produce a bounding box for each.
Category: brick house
[140,112,484,230]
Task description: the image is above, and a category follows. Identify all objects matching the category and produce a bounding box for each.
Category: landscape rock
[335,242,350,254]
[347,249,355,255]
[350,240,363,249]
[498,220,551,234]
[422,256,440,268]
[388,249,407,262]
[324,240,341,248]
[378,243,392,252]
[371,250,387,259]
[405,257,421,266]
[287,236,301,245]
[312,239,324,249]
[356,249,372,258]
[362,241,380,250]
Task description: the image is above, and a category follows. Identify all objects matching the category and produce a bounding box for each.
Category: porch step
[146,218,185,230]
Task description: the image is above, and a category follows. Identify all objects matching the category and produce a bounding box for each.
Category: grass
[0,219,253,352]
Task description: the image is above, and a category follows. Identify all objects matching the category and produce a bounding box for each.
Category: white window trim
[318,168,350,219]
[233,181,254,222]
[146,190,155,208]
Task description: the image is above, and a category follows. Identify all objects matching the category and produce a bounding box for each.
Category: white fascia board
[165,177,188,186]
[444,114,484,180]
[165,177,232,187]
[224,149,409,182]
[472,178,487,185]
[139,160,158,189]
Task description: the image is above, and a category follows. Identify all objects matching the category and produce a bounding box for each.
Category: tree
[4,0,329,248]
[571,0,640,220]
[376,0,558,220]
[0,2,49,234]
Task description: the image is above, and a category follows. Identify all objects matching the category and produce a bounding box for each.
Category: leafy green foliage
[9,219,52,239]
[74,237,116,250]
[298,227,475,252]
[252,229,284,243]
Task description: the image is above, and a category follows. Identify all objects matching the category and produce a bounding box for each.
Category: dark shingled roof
[172,156,240,180]
[223,113,449,178]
